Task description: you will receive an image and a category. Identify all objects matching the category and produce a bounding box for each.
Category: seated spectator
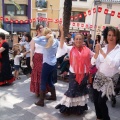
[59,54,69,77]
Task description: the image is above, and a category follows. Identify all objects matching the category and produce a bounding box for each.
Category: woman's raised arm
[59,25,65,48]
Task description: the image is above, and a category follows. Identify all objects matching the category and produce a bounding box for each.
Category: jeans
[93,89,110,120]
[40,63,56,91]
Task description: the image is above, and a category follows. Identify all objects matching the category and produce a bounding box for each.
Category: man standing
[85,34,94,51]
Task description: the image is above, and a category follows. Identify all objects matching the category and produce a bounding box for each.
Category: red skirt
[30,53,43,94]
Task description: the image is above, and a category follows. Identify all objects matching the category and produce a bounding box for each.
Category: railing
[36,1,47,8]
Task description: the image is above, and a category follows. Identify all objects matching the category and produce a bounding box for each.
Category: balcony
[36,1,47,9]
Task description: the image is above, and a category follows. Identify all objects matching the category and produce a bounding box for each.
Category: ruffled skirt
[55,72,89,115]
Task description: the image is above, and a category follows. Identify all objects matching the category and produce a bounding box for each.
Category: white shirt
[19,41,30,57]
[91,44,120,77]
[14,53,23,65]
[56,42,68,58]
[21,36,25,42]
[34,43,43,54]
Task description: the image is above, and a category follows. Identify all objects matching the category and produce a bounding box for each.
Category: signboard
[94,0,102,5]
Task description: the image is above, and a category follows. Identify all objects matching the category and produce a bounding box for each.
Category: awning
[0,28,9,35]
[3,23,30,32]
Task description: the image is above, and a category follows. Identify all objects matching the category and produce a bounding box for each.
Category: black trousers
[93,89,110,120]
[26,57,32,74]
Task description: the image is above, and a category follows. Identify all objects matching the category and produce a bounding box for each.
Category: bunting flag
[79,14,82,18]
[0,6,120,25]
[111,11,115,16]
[93,8,96,13]
[117,12,120,18]
[98,7,102,12]
[104,9,109,14]
[88,10,91,15]
[84,12,87,17]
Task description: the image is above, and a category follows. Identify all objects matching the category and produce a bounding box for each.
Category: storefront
[3,23,30,33]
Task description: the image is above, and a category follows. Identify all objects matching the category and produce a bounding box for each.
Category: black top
[1,42,9,61]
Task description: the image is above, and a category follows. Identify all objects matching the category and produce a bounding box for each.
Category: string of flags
[0,6,120,29]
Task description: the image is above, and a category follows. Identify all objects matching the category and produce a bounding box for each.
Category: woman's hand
[94,44,100,59]
[30,60,34,69]
[95,44,100,54]
[46,33,52,39]
[99,46,106,58]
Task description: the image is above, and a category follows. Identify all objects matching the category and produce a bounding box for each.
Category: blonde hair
[42,27,54,48]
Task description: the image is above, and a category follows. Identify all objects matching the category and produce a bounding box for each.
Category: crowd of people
[0,24,120,120]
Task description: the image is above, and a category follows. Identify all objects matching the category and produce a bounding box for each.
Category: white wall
[90,3,120,40]
[59,0,94,30]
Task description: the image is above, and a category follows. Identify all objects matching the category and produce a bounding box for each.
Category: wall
[31,0,60,36]
[59,0,94,31]
[3,0,31,32]
[4,0,28,5]
[91,3,120,40]
[0,0,2,28]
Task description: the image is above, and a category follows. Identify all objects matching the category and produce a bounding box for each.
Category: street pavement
[0,75,120,120]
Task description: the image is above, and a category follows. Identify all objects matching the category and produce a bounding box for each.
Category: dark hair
[25,33,32,42]
[102,26,120,44]
[36,24,44,30]
[68,33,72,36]
[87,34,92,37]
[84,40,89,47]
[96,35,101,43]
[36,24,40,30]
[65,37,70,44]
[0,32,5,40]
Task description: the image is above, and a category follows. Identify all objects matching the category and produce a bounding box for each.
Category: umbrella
[0,28,9,35]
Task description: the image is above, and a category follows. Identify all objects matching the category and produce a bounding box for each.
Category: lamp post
[94,0,101,40]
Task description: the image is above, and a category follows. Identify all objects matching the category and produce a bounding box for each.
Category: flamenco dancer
[55,27,93,115]
[0,33,15,86]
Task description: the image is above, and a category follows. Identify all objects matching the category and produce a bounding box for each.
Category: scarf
[70,46,91,84]
[0,40,6,72]
[93,71,119,100]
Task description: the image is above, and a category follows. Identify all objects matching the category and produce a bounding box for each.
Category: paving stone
[0,75,120,120]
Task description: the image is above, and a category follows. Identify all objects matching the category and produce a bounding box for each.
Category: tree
[63,0,72,37]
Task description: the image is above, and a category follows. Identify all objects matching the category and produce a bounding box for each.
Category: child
[13,49,28,80]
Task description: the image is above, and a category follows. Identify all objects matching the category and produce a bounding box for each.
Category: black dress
[0,42,15,85]
[55,72,89,115]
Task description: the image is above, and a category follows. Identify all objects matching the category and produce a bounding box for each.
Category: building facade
[59,0,94,35]
[2,0,31,33]
[91,0,120,40]
[31,0,60,37]
[0,0,3,28]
